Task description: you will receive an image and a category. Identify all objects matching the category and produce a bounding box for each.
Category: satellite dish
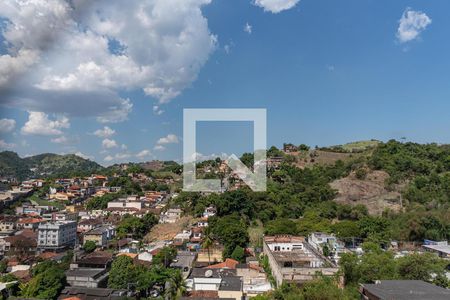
[205,270,213,278]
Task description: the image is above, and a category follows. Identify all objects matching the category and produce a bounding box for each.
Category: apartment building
[37,221,77,250]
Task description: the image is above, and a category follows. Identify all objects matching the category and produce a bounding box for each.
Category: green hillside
[0,151,104,180]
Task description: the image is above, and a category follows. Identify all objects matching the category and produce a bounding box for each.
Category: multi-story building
[187,268,243,300]
[308,232,348,264]
[83,226,116,248]
[107,200,143,210]
[42,212,78,222]
[159,208,182,223]
[37,221,77,250]
[263,235,339,286]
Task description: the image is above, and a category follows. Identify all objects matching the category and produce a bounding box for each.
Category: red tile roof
[206,258,239,269]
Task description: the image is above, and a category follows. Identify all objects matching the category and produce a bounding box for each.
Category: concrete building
[263,235,339,286]
[422,240,450,259]
[187,268,243,300]
[360,280,450,300]
[83,226,115,248]
[107,200,143,210]
[66,252,113,289]
[37,221,77,250]
[42,212,78,222]
[159,208,182,223]
[308,232,348,264]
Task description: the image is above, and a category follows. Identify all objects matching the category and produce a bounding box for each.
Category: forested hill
[0,151,104,180]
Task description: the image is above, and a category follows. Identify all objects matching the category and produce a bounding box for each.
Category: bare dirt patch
[144,216,194,243]
[330,170,402,215]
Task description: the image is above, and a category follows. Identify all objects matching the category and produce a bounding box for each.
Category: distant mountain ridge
[0,151,104,180]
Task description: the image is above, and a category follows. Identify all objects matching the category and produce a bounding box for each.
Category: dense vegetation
[108,247,184,298]
[0,151,103,180]
[174,140,450,295]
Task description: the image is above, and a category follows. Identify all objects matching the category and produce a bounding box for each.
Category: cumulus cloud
[102,138,118,149]
[0,118,16,133]
[136,149,152,159]
[0,139,16,149]
[51,136,68,144]
[104,152,132,163]
[397,8,432,43]
[74,151,94,160]
[154,145,165,151]
[104,155,114,162]
[21,111,70,136]
[93,126,116,138]
[50,135,79,145]
[0,0,217,121]
[157,134,179,145]
[253,0,300,13]
[153,105,164,115]
[244,22,252,34]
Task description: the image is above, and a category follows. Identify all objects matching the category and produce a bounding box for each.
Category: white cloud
[253,0,300,13]
[244,22,252,34]
[104,155,114,162]
[136,149,152,159]
[157,134,179,145]
[0,139,16,149]
[0,0,217,121]
[153,105,164,115]
[74,151,94,160]
[102,138,118,149]
[50,135,79,145]
[21,111,70,136]
[93,126,116,138]
[121,144,128,150]
[115,152,131,160]
[154,145,165,151]
[104,152,132,163]
[397,8,432,43]
[51,136,68,144]
[0,118,16,133]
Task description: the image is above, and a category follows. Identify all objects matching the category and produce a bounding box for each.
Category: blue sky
[0,0,449,165]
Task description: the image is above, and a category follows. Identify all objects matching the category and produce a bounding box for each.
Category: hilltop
[0,151,104,180]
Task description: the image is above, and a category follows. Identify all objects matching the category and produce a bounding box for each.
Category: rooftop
[264,235,305,244]
[423,244,450,255]
[206,258,239,270]
[66,268,106,278]
[361,280,450,300]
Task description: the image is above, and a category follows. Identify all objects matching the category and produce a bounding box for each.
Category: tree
[356,243,397,283]
[202,232,213,266]
[332,220,361,239]
[230,246,245,263]
[301,276,346,300]
[339,253,360,285]
[116,213,157,239]
[20,262,66,299]
[209,215,249,259]
[165,269,187,300]
[0,260,7,273]
[108,256,136,289]
[83,240,97,253]
[397,252,447,282]
[265,219,298,235]
[152,247,177,267]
